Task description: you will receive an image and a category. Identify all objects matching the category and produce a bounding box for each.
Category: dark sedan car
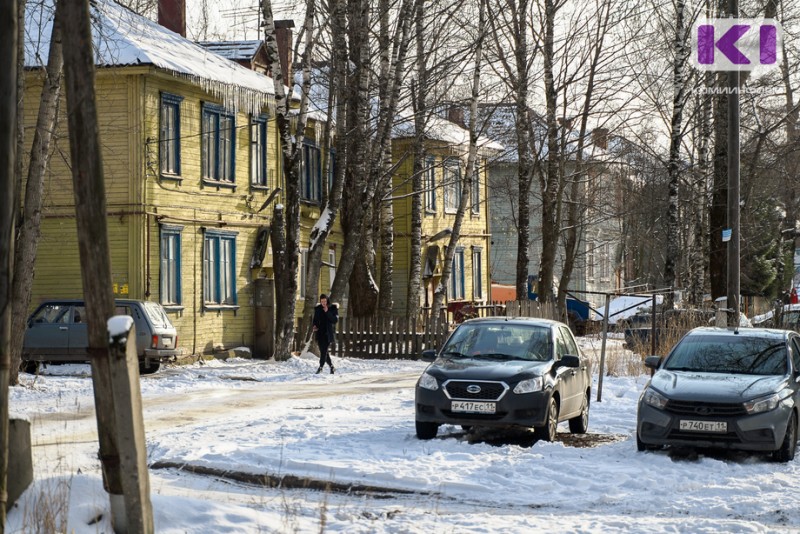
[636,327,800,462]
[414,317,592,441]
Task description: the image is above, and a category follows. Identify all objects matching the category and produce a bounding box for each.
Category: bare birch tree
[431,0,486,313]
[261,0,316,360]
[9,7,64,385]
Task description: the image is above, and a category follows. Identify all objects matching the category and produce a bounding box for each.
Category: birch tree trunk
[663,0,689,309]
[9,13,64,386]
[406,0,428,319]
[261,0,315,359]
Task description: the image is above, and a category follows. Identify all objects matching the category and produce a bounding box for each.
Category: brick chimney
[158,0,186,37]
[448,105,465,128]
[274,20,295,83]
[592,128,609,150]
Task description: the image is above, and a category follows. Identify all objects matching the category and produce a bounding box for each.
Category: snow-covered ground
[6,338,800,533]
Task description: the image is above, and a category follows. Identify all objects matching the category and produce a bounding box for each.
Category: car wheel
[20,360,39,375]
[460,425,473,432]
[534,396,559,442]
[139,361,161,375]
[568,392,589,434]
[416,420,438,440]
[774,412,797,463]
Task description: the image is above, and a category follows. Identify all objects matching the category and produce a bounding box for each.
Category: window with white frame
[600,242,610,280]
[424,156,436,214]
[449,248,465,300]
[159,93,182,176]
[443,159,461,213]
[328,248,336,291]
[203,230,237,306]
[251,115,268,187]
[202,104,235,183]
[160,226,182,306]
[472,247,483,300]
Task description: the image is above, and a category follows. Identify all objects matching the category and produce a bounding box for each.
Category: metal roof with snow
[25,0,275,114]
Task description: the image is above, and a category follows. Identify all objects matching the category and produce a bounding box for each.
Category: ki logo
[692,19,782,71]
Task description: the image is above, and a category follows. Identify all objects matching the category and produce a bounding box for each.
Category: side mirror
[420,349,437,362]
[644,355,662,370]
[557,354,580,369]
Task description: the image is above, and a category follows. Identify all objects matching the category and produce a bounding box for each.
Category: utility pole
[0,0,18,527]
[726,0,741,327]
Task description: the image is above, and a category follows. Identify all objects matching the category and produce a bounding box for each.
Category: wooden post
[59,0,153,530]
[597,293,611,403]
[0,0,18,524]
[108,319,154,532]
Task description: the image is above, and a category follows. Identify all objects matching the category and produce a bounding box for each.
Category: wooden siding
[23,66,343,357]
[389,138,493,315]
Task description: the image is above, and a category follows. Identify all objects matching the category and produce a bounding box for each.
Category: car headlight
[744,393,781,415]
[418,372,439,391]
[513,376,543,394]
[642,387,668,410]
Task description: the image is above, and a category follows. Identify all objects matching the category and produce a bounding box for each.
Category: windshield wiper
[665,366,699,372]
[442,351,467,358]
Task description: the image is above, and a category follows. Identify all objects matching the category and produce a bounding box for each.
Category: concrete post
[107,318,154,533]
[6,418,33,511]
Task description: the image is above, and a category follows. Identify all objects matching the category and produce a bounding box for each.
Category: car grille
[667,429,742,443]
[665,400,747,417]
[444,380,507,401]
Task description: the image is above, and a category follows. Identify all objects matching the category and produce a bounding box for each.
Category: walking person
[312,294,338,374]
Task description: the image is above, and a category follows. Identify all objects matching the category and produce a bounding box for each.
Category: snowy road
[8,350,800,533]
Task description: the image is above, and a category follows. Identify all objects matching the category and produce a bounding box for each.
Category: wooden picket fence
[335,315,450,359]
[293,299,559,359]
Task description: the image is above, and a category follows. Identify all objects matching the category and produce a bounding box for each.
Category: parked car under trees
[414,317,592,441]
[637,327,800,462]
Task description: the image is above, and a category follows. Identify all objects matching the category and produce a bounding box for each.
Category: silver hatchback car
[22,299,179,374]
[636,327,800,462]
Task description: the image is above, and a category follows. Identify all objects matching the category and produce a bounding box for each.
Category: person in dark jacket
[312,294,339,374]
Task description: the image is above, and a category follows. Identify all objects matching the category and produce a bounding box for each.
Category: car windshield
[441,324,552,362]
[664,334,788,375]
[142,302,173,328]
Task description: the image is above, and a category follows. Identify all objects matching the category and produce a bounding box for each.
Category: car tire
[20,360,39,375]
[568,392,589,434]
[460,425,473,432]
[534,396,559,442]
[773,412,797,463]
[139,361,161,375]
[416,420,438,440]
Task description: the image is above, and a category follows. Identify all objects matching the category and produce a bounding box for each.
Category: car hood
[650,371,787,402]
[426,356,551,381]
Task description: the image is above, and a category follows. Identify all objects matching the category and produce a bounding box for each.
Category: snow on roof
[198,40,264,61]
[392,108,504,153]
[25,0,275,114]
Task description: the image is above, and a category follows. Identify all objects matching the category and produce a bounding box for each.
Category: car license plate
[451,401,496,414]
[679,420,727,432]
[162,338,172,347]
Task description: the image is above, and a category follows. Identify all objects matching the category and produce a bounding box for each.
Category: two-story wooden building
[22,0,339,358]
[390,110,502,315]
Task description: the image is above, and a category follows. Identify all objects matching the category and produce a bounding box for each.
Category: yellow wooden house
[22,0,340,358]
[390,111,502,315]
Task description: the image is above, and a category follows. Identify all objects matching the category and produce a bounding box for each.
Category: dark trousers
[317,336,333,368]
